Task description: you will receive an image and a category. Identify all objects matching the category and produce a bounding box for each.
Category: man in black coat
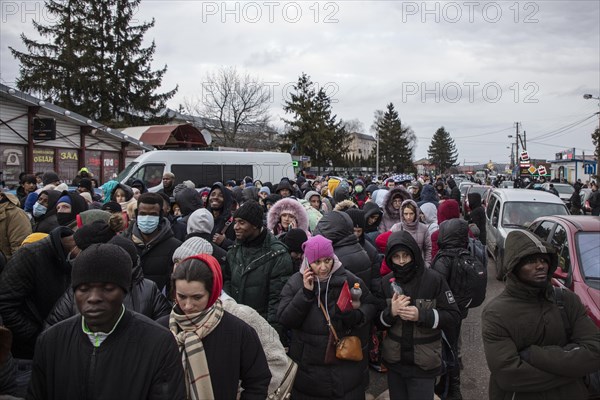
[467,192,486,245]
[27,243,185,400]
[123,193,181,294]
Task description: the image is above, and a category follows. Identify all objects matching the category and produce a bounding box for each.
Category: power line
[527,113,598,141]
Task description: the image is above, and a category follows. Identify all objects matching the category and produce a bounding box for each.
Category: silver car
[486,189,569,280]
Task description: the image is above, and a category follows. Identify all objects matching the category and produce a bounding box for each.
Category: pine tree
[283,73,350,171]
[10,0,177,126]
[592,127,600,164]
[428,126,459,173]
[375,103,414,173]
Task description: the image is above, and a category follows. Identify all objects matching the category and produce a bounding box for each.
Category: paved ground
[366,254,505,400]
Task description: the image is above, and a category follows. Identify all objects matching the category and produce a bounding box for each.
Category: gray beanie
[71,243,132,292]
[172,237,214,263]
[187,208,215,235]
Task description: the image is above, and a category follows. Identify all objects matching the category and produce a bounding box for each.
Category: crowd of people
[0,168,598,400]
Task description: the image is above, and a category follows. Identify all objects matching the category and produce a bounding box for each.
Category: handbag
[268,356,298,400]
[319,302,363,362]
[554,287,600,400]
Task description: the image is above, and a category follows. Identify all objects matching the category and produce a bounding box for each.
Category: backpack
[468,237,488,270]
[435,247,487,309]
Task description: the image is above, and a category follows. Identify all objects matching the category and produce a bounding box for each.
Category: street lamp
[583,94,600,129]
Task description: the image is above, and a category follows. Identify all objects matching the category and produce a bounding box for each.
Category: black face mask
[57,212,73,227]
[392,260,418,283]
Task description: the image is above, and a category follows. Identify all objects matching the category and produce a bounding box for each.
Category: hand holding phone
[303,269,314,291]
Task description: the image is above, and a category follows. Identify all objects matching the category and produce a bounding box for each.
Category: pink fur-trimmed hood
[266,197,309,234]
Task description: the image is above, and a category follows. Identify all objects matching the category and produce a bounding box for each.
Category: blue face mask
[137,215,160,234]
[33,202,47,218]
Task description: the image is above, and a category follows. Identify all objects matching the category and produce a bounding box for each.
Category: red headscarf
[180,253,223,309]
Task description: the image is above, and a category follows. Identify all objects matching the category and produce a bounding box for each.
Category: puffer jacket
[124,218,182,293]
[379,230,461,377]
[224,229,293,328]
[390,199,432,267]
[379,186,411,233]
[44,260,171,328]
[482,230,600,400]
[313,211,378,295]
[277,264,379,399]
[266,197,309,236]
[0,193,32,259]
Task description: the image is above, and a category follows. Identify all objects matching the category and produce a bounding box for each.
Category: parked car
[528,215,600,327]
[463,185,493,217]
[542,182,574,208]
[486,189,569,280]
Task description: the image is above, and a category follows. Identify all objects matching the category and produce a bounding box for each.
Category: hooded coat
[0,226,74,359]
[172,188,203,241]
[390,200,432,267]
[467,192,487,245]
[379,186,412,233]
[0,193,32,259]
[333,184,350,204]
[32,190,62,234]
[267,197,309,236]
[363,201,383,233]
[417,184,439,209]
[44,257,171,328]
[431,199,470,259]
[277,262,378,400]
[313,211,379,295]
[206,183,236,249]
[56,190,88,230]
[447,178,461,205]
[420,202,439,237]
[482,230,600,400]
[379,231,461,377]
[110,183,136,213]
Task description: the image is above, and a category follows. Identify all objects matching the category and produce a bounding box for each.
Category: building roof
[0,83,153,151]
[352,132,376,142]
[414,158,433,165]
[122,124,208,147]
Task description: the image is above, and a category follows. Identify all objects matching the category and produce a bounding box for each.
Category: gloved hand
[332,307,363,329]
[519,346,532,363]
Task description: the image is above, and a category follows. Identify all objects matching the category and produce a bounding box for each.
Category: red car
[528,215,600,327]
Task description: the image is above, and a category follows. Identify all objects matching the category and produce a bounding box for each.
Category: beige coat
[0,192,32,259]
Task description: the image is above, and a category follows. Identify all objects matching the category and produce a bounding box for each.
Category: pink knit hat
[302,235,334,264]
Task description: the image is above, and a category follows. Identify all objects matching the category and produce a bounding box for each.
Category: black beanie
[78,178,93,193]
[71,243,132,291]
[108,235,139,269]
[42,171,60,185]
[233,200,264,228]
[283,228,308,253]
[73,220,116,250]
[345,208,366,230]
[101,201,122,214]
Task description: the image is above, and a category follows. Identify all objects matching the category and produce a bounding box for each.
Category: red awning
[139,125,207,147]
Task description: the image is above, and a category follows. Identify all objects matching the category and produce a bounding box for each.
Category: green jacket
[224,230,293,326]
[482,230,600,400]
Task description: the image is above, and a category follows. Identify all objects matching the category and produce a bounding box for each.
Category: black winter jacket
[207,183,236,249]
[124,218,182,294]
[277,267,379,399]
[0,226,73,359]
[172,188,203,241]
[28,310,186,400]
[44,262,171,329]
[379,230,461,377]
[467,192,487,245]
[314,211,378,295]
[158,310,271,400]
[32,190,62,234]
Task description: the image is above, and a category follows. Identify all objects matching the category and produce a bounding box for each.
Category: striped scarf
[169,299,224,400]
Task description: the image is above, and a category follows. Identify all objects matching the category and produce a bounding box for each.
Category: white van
[116,150,295,191]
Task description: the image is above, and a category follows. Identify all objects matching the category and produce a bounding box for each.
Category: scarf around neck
[169,299,224,400]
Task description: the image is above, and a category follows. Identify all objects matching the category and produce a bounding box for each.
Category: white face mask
[137,215,160,234]
[33,202,47,217]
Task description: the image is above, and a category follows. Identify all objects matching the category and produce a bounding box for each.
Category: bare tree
[183,67,272,148]
[343,118,365,134]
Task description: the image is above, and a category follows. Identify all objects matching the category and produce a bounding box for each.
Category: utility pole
[515,122,520,173]
[376,131,380,178]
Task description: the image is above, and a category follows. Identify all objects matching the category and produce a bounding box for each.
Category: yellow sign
[528,166,537,174]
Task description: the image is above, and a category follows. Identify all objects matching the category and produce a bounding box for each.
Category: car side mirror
[492,216,498,226]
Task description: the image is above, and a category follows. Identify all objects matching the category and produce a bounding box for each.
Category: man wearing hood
[171,187,203,241]
[123,193,181,294]
[275,180,294,198]
[482,230,600,400]
[379,230,460,399]
[55,190,89,229]
[417,184,439,209]
[206,182,237,250]
[314,211,380,298]
[466,192,486,245]
[0,226,77,395]
[447,178,461,206]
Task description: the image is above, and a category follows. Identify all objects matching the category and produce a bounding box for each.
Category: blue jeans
[388,370,435,400]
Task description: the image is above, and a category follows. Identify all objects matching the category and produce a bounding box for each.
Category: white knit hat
[172,237,213,263]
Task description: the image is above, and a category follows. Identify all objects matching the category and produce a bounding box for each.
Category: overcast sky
[1,0,599,165]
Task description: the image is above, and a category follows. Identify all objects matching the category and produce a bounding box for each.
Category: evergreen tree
[428,126,459,173]
[375,103,414,173]
[10,0,176,127]
[283,73,350,171]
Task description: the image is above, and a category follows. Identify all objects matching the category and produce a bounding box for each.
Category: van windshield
[502,202,568,228]
[116,162,138,183]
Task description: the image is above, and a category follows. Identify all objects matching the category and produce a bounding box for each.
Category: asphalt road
[367,253,506,400]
